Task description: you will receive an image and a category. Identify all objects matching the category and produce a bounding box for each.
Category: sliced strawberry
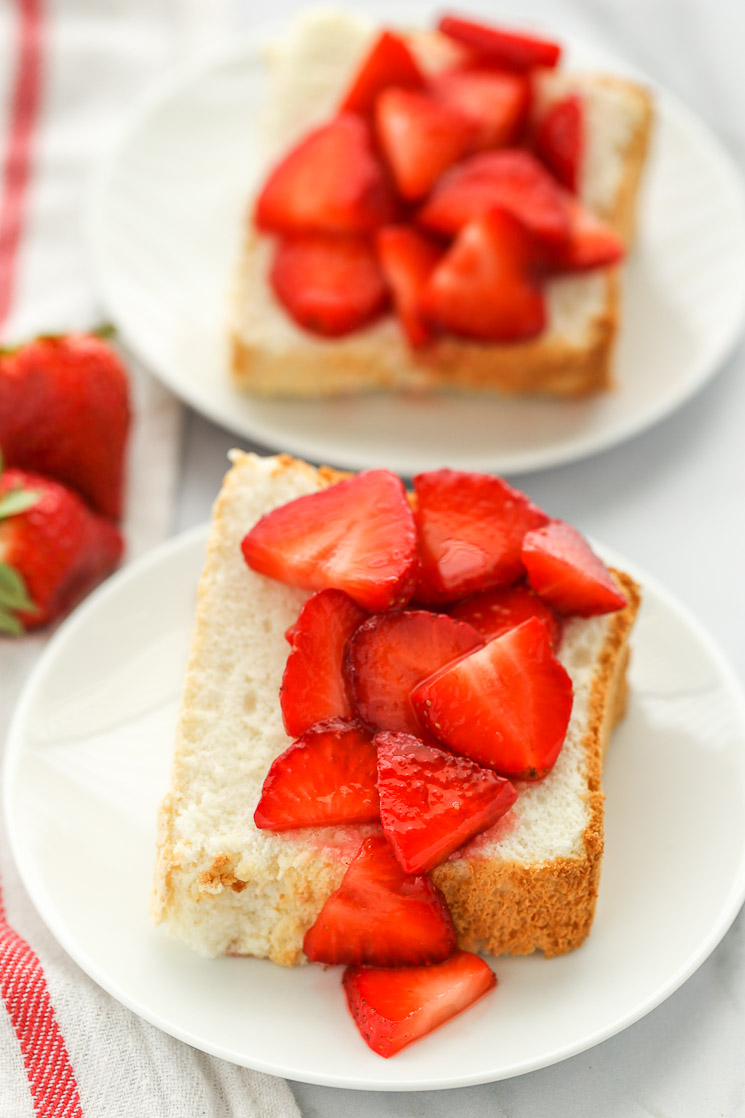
[533,93,584,192]
[376,732,517,873]
[438,14,561,71]
[270,234,388,337]
[522,520,627,616]
[412,469,548,605]
[303,834,456,966]
[280,589,368,736]
[376,226,443,348]
[345,611,482,735]
[412,617,573,779]
[448,581,562,647]
[242,469,417,612]
[254,719,379,831]
[344,950,496,1057]
[419,210,546,342]
[430,68,530,150]
[418,149,570,247]
[549,193,625,272]
[375,88,478,202]
[340,30,424,115]
[254,114,396,235]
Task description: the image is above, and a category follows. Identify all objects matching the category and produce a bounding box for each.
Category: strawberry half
[418,149,570,248]
[430,68,530,150]
[270,234,388,337]
[375,88,478,201]
[254,114,396,235]
[522,520,627,616]
[448,581,562,647]
[412,468,549,604]
[303,834,456,967]
[340,30,424,115]
[254,719,379,831]
[376,225,443,348]
[437,14,561,71]
[280,589,368,737]
[376,732,517,873]
[343,950,496,1057]
[242,469,417,612]
[549,192,625,272]
[533,93,584,193]
[412,617,574,779]
[344,610,483,735]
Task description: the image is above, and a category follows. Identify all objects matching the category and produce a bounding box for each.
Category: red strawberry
[376,225,443,347]
[549,193,625,272]
[303,834,456,966]
[0,465,123,634]
[242,469,417,612]
[448,581,562,647]
[343,950,496,1057]
[412,468,548,604]
[254,719,379,831]
[374,88,478,201]
[533,93,584,192]
[376,732,517,872]
[419,210,546,342]
[418,149,570,247]
[254,114,397,235]
[0,332,130,519]
[412,617,573,779]
[437,14,561,71]
[345,611,482,735]
[430,68,530,150]
[270,234,388,338]
[522,520,627,616]
[280,589,368,736]
[340,30,424,115]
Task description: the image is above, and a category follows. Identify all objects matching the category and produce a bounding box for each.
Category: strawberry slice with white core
[280,588,368,736]
[242,469,417,612]
[376,731,517,873]
[430,68,530,150]
[302,834,456,967]
[343,950,496,1058]
[254,114,397,235]
[522,520,627,616]
[548,192,625,272]
[533,93,584,192]
[254,719,379,831]
[340,30,424,115]
[344,610,483,734]
[412,468,549,604]
[412,616,574,779]
[448,581,562,647]
[376,225,443,348]
[437,14,561,71]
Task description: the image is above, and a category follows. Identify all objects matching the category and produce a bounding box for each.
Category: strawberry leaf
[0,487,41,520]
[0,563,38,612]
[0,606,24,636]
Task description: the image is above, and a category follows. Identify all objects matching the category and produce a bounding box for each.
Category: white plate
[5,526,745,1090]
[87,16,745,476]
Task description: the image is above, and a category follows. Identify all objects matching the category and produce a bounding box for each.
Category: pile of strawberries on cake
[242,466,627,1056]
[254,13,624,345]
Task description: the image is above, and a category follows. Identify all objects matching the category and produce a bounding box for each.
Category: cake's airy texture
[152,453,641,963]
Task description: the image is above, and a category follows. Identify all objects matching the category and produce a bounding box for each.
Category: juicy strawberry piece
[549,192,625,272]
[254,114,397,235]
[303,834,456,966]
[418,149,570,247]
[0,467,123,633]
[254,719,379,831]
[448,581,562,647]
[340,30,424,115]
[522,520,627,616]
[345,611,482,734]
[430,68,530,150]
[375,88,478,202]
[343,950,496,1058]
[438,14,561,71]
[376,226,442,347]
[270,234,388,337]
[280,589,368,736]
[0,333,130,519]
[533,93,584,192]
[242,470,417,612]
[376,732,517,872]
[412,617,573,779]
[412,469,548,605]
[419,210,546,342]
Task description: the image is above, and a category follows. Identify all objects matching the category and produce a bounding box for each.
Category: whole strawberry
[0,332,131,519]
[0,460,124,634]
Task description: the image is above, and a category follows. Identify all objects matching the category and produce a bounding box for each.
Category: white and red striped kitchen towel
[0,2,300,1114]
